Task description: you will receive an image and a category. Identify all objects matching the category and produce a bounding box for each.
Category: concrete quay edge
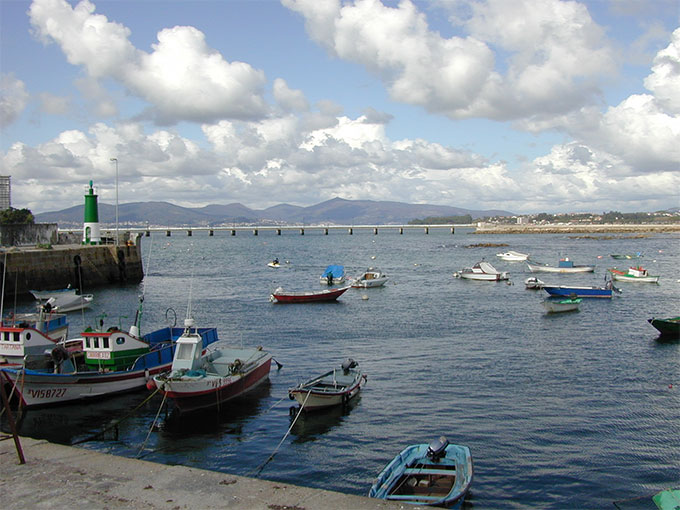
[1,436,419,510]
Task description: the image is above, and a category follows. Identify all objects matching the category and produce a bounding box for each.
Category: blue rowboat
[543,284,619,298]
[369,436,473,508]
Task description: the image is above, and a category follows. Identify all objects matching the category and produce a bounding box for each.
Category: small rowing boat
[270,286,350,303]
[368,436,473,508]
[288,359,366,410]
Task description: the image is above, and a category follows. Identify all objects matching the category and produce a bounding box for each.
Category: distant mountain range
[35,198,513,227]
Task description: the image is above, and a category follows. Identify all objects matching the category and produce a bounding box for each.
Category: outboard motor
[341,358,357,373]
[426,436,449,461]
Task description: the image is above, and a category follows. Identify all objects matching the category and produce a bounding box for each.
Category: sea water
[4,229,679,509]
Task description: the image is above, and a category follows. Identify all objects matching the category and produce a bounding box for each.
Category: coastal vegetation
[0,207,34,225]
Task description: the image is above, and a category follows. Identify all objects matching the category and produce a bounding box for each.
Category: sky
[0,0,678,216]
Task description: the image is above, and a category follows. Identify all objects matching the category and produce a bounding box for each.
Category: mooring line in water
[71,387,161,446]
[137,390,167,458]
[250,389,311,477]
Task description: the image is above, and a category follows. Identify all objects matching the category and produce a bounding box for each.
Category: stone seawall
[474,223,680,234]
[0,235,144,298]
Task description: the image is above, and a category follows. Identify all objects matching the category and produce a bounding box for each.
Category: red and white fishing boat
[289,359,366,411]
[0,300,219,408]
[149,321,273,414]
[270,286,350,303]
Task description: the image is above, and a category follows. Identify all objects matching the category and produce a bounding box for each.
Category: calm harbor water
[3,229,679,509]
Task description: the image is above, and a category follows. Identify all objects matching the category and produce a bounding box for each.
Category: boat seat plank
[403,468,457,476]
[386,494,446,501]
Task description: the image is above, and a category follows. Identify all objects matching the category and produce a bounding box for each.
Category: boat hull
[0,327,219,408]
[369,442,473,508]
[460,272,505,281]
[543,286,613,298]
[648,317,680,339]
[542,299,581,313]
[289,366,366,411]
[154,351,272,413]
[289,376,364,410]
[271,286,349,303]
[527,262,595,273]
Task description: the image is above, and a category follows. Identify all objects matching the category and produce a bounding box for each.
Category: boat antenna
[183,242,195,333]
[130,234,153,337]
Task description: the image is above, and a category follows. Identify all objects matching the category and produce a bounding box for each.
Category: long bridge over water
[76,224,469,238]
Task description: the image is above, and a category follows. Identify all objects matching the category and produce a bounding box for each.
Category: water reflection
[289,396,362,444]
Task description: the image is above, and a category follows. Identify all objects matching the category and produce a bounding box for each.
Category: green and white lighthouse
[83,180,101,245]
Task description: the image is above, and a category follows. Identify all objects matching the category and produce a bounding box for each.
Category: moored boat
[527,257,595,273]
[543,282,619,299]
[525,277,545,290]
[289,358,366,411]
[608,266,659,283]
[31,288,94,313]
[0,300,219,408]
[542,297,581,313]
[647,316,680,339]
[610,252,643,260]
[270,286,350,303]
[368,436,473,508]
[150,321,273,414]
[320,264,346,285]
[351,268,389,288]
[455,261,508,281]
[496,250,529,261]
[0,304,80,368]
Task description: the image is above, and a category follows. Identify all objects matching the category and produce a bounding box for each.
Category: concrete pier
[1,436,410,510]
[0,237,144,299]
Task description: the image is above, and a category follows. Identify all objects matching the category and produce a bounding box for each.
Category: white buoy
[362,294,369,300]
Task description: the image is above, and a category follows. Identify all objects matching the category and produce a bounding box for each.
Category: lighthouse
[82,180,101,245]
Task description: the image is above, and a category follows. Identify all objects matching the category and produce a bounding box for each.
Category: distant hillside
[35,197,513,227]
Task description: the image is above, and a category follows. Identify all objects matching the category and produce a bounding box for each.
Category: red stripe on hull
[168,359,272,413]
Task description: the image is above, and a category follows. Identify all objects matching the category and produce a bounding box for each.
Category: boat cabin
[169,318,205,372]
[83,328,150,371]
[558,258,575,268]
[0,311,69,365]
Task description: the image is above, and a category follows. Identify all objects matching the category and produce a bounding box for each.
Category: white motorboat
[496,250,529,261]
[455,261,508,281]
[525,277,545,289]
[31,288,93,313]
[351,268,388,288]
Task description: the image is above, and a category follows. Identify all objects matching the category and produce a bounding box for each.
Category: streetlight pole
[110,157,119,246]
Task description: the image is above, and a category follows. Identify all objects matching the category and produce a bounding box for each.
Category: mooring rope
[250,389,312,476]
[137,389,167,458]
[71,386,161,446]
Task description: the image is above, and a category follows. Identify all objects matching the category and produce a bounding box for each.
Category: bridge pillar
[399,227,403,235]
[166,230,171,237]
[424,227,429,234]
[300,228,304,235]
[276,229,281,235]
[253,229,258,236]
[374,228,378,235]
[187,230,192,236]
[209,230,214,236]
[324,228,328,235]
[451,227,455,234]
[231,229,236,236]
[348,228,353,235]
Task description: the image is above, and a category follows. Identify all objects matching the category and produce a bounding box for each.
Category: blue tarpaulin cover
[321,265,345,278]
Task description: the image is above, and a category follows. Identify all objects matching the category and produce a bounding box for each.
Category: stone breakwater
[0,235,143,299]
[474,223,680,234]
